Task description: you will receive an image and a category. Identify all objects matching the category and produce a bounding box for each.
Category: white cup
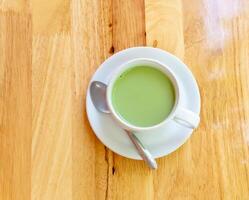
[106,58,200,132]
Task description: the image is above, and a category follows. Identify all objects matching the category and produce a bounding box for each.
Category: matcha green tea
[111,66,175,127]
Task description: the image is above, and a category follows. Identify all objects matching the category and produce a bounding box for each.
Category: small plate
[86,47,201,160]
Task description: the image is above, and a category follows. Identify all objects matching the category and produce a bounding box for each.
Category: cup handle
[173,107,200,129]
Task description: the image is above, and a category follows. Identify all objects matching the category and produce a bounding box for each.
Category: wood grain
[182,0,249,198]
[32,35,72,200]
[30,0,71,35]
[0,0,27,11]
[0,11,31,200]
[145,0,184,58]
[0,0,249,199]
[72,0,112,199]
[30,0,72,198]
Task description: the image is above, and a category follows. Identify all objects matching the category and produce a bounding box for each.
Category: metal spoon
[90,81,157,169]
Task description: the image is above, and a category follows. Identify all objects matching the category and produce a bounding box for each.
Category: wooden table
[0,0,249,199]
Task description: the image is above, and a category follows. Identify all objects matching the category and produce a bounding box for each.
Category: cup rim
[106,58,180,132]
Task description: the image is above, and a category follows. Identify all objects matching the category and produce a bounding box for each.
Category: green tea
[111,66,175,127]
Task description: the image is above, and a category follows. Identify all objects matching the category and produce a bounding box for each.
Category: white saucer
[86,47,201,160]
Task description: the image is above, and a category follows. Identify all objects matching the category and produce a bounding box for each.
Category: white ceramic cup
[106,58,200,132]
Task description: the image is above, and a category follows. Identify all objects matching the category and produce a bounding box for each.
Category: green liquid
[112,66,175,127]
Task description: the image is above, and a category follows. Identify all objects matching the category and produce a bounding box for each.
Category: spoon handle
[125,130,157,169]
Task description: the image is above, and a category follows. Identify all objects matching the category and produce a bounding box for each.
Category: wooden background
[0,0,249,199]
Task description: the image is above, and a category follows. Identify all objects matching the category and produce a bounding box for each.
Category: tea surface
[112,66,175,127]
